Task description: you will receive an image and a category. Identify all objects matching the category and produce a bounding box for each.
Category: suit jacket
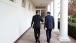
[31,14,43,28]
[44,15,54,29]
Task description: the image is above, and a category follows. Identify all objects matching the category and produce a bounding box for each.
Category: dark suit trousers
[34,27,40,41]
[46,29,52,42]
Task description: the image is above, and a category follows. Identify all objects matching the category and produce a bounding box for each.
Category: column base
[58,36,70,41]
[52,28,59,32]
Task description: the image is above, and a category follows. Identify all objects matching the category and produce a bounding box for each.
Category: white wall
[0,0,35,43]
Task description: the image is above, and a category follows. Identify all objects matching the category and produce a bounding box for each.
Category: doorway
[36,9,45,19]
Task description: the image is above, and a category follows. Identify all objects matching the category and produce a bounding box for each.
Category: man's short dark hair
[47,12,51,14]
[36,11,39,14]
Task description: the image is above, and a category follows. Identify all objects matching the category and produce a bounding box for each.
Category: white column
[47,4,51,12]
[51,1,54,16]
[59,0,70,41]
[53,0,59,32]
[47,3,53,16]
[50,2,53,16]
[50,4,51,15]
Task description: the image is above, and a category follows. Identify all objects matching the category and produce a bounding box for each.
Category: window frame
[28,3,30,10]
[22,0,26,8]
[10,0,15,2]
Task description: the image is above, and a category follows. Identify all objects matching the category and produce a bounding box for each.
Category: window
[22,0,25,8]
[10,0,14,2]
[41,10,45,18]
[28,3,30,10]
[32,6,33,11]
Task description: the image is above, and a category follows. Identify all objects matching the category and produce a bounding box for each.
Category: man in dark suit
[31,11,43,43]
[44,12,54,43]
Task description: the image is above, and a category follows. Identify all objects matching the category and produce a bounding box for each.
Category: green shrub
[72,16,76,18]
[72,18,76,23]
[68,18,71,22]
[68,18,76,23]
[68,23,76,40]
[72,19,75,23]
[59,18,76,23]
[58,22,60,29]
[58,18,60,21]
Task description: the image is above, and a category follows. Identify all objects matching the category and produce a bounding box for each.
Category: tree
[68,0,76,17]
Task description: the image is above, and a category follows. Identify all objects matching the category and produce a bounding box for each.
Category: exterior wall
[0,0,35,43]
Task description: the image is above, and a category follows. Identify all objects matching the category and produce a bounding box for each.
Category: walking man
[31,11,43,43]
[44,12,54,43]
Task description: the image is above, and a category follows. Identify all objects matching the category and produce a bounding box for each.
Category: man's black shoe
[37,40,40,43]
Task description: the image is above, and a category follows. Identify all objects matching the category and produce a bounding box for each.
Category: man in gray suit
[44,12,54,43]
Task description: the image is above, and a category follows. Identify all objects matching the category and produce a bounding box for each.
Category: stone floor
[16,25,76,43]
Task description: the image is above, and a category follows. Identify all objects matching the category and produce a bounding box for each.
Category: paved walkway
[16,25,76,43]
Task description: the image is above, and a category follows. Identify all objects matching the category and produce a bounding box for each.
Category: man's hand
[44,28,45,30]
[31,24,34,27]
[52,28,54,30]
[44,28,47,30]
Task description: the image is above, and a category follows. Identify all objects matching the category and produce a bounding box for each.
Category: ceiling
[30,0,52,7]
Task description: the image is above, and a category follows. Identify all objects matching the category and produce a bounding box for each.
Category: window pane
[22,0,25,8]
[29,3,30,10]
[10,0,14,2]
[41,10,45,18]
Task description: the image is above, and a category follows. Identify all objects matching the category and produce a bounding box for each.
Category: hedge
[58,22,76,40]
[59,18,76,23]
[68,18,76,23]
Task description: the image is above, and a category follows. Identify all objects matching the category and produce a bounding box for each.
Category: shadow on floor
[15,25,76,43]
